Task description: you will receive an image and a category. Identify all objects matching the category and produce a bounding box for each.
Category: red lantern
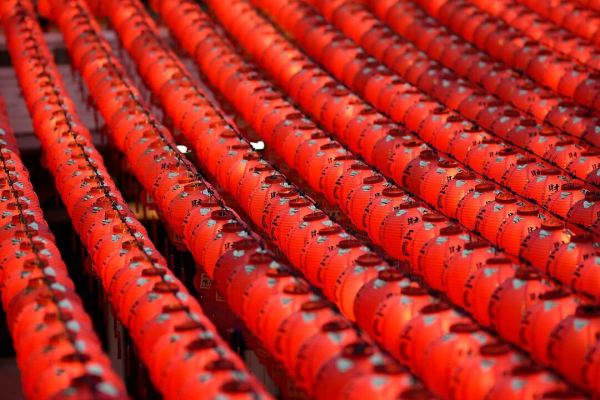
[520,220,571,270]
[400,150,439,195]
[373,285,434,358]
[437,171,480,219]
[301,225,352,283]
[547,306,600,387]
[271,197,318,248]
[401,212,450,273]
[443,241,498,309]
[338,362,415,399]
[319,155,358,204]
[474,192,520,242]
[389,139,429,182]
[363,188,407,245]
[334,253,388,321]
[547,234,598,286]
[465,139,506,174]
[572,251,600,302]
[419,159,462,205]
[497,206,543,255]
[354,269,408,338]
[545,182,586,216]
[273,300,338,371]
[319,239,370,299]
[398,302,465,375]
[333,162,375,212]
[345,175,390,229]
[256,282,312,354]
[285,211,331,267]
[419,225,471,290]
[482,148,521,186]
[489,269,553,344]
[313,342,384,400]
[523,169,568,205]
[456,182,498,230]
[463,257,518,326]
[567,192,600,234]
[501,157,545,195]
[293,319,360,394]
[380,201,429,260]
[422,323,491,398]
[519,290,580,365]
[486,365,568,400]
[450,342,524,400]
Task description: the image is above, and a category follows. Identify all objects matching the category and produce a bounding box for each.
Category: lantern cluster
[415,0,600,113]
[203,0,600,311]
[102,0,600,396]
[470,0,600,64]
[44,0,433,399]
[312,0,600,183]
[244,0,599,211]
[0,69,127,397]
[1,1,274,399]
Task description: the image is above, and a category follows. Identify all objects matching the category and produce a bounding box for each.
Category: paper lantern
[520,220,571,270]
[546,234,598,285]
[300,225,351,283]
[501,158,545,195]
[422,323,491,398]
[294,319,359,394]
[334,253,388,321]
[419,225,471,290]
[474,192,521,242]
[398,302,465,375]
[456,182,498,230]
[547,305,600,387]
[486,365,567,400]
[488,269,553,344]
[449,343,524,400]
[443,241,498,309]
[354,269,407,338]
[364,188,407,245]
[519,290,580,365]
[319,239,370,299]
[463,257,518,326]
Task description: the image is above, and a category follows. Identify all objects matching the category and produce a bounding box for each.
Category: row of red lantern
[146,0,600,395]
[102,1,579,398]
[366,0,600,167]
[335,0,600,171]
[204,0,600,297]
[471,0,600,59]
[312,0,600,167]
[573,0,600,13]
[244,0,600,214]
[0,83,127,398]
[215,0,599,241]
[413,0,600,113]
[49,1,429,399]
[2,1,273,399]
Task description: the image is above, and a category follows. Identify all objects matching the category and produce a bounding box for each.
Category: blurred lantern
[419,225,471,290]
[496,206,542,255]
[463,257,518,326]
[422,323,490,398]
[519,290,579,365]
[488,269,553,344]
[354,268,407,338]
[547,305,600,387]
[456,182,498,230]
[398,302,464,375]
[449,343,524,400]
[443,242,498,308]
